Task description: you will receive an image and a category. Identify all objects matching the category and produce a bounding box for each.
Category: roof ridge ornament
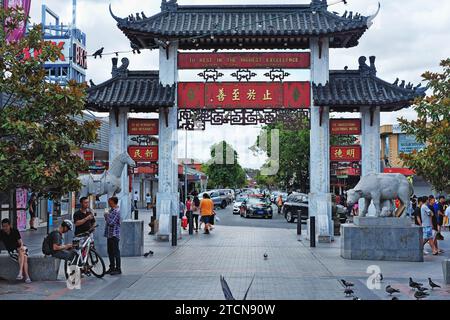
[112,57,130,77]
[109,4,125,23]
[311,0,327,11]
[367,2,381,28]
[358,56,376,77]
[161,0,178,12]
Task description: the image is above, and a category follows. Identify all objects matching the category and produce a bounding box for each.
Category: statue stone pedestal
[92,217,144,257]
[341,217,423,262]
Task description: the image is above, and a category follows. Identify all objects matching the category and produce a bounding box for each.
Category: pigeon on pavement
[341,279,354,288]
[417,286,429,292]
[344,288,354,297]
[409,277,422,290]
[428,278,441,289]
[263,253,268,260]
[414,291,429,300]
[385,285,400,296]
[391,297,399,300]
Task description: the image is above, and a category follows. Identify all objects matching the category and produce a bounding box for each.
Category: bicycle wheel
[88,249,106,278]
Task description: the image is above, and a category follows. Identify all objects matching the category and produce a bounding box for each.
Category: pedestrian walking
[422,196,438,255]
[28,193,37,231]
[444,200,450,231]
[186,196,193,231]
[277,195,283,214]
[133,191,139,209]
[105,197,121,275]
[192,192,200,232]
[428,195,443,253]
[145,193,152,210]
[436,196,446,239]
[179,199,186,230]
[413,197,424,226]
[199,193,214,234]
[0,219,31,283]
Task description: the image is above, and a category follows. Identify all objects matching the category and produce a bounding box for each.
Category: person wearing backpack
[43,220,76,261]
[1,219,31,283]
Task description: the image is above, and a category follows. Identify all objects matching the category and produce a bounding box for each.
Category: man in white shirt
[133,191,139,209]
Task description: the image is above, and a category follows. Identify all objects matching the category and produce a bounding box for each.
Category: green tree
[253,119,310,192]
[204,141,246,189]
[398,59,450,193]
[0,6,99,198]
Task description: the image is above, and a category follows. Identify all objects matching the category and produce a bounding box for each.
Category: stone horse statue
[78,152,136,198]
[346,173,414,218]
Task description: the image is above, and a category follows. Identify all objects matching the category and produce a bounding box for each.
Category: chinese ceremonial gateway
[85,0,425,243]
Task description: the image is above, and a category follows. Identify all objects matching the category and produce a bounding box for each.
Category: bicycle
[64,226,106,279]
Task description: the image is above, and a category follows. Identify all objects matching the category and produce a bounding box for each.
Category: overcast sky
[29,0,450,168]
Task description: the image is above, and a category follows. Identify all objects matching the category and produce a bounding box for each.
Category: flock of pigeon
[341,275,442,300]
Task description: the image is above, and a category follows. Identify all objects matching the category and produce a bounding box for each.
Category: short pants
[423,226,433,240]
[200,215,211,224]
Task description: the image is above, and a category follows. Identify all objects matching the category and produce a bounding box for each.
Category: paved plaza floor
[1,208,450,300]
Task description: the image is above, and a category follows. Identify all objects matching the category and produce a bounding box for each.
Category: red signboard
[128,119,159,136]
[128,146,158,162]
[178,82,310,109]
[330,119,361,135]
[178,52,310,69]
[83,150,94,161]
[330,146,362,162]
[384,168,415,176]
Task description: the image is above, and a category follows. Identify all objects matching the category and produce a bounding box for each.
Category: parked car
[232,195,248,215]
[281,193,309,223]
[199,190,229,209]
[240,197,273,219]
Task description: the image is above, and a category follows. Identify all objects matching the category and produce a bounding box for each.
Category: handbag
[181,215,188,229]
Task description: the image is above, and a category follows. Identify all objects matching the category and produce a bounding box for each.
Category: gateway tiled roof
[110,0,379,50]
[313,56,427,111]
[86,58,175,112]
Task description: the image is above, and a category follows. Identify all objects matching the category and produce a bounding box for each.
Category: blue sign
[398,134,425,154]
[47,199,54,228]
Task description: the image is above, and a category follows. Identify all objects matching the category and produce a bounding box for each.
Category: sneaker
[110,269,122,275]
[25,278,32,284]
[16,274,23,280]
[105,269,115,275]
[423,250,430,255]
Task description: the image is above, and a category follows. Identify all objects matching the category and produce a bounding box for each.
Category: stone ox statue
[78,152,136,198]
[346,173,413,218]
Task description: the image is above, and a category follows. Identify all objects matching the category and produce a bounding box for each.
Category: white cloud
[29,0,450,169]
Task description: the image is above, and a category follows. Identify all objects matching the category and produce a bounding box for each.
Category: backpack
[42,234,53,255]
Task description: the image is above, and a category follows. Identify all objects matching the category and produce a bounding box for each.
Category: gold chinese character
[134,149,142,159]
[232,89,240,101]
[247,89,256,101]
[346,148,355,158]
[263,89,272,101]
[217,88,226,102]
[145,149,153,159]
[334,149,343,158]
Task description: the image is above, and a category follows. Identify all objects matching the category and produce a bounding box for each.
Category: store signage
[330,119,361,135]
[128,146,158,162]
[128,119,159,136]
[178,52,311,69]
[398,134,425,154]
[73,43,87,69]
[330,146,362,162]
[178,82,310,109]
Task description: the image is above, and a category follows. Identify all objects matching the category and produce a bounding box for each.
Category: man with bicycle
[49,220,76,261]
[73,197,96,237]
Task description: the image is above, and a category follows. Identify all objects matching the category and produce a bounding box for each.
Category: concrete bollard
[443,260,450,285]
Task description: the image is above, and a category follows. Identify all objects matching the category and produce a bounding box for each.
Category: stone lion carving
[78,152,136,198]
[346,173,413,218]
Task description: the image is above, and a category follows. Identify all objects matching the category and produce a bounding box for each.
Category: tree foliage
[203,141,246,189]
[398,59,450,193]
[0,7,99,198]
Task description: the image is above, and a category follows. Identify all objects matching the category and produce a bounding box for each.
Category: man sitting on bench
[0,218,31,283]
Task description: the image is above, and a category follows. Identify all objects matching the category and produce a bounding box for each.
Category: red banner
[128,119,159,136]
[83,150,94,161]
[178,52,310,69]
[128,146,158,162]
[330,119,361,135]
[178,82,310,109]
[384,168,415,176]
[330,146,362,162]
[4,0,32,42]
